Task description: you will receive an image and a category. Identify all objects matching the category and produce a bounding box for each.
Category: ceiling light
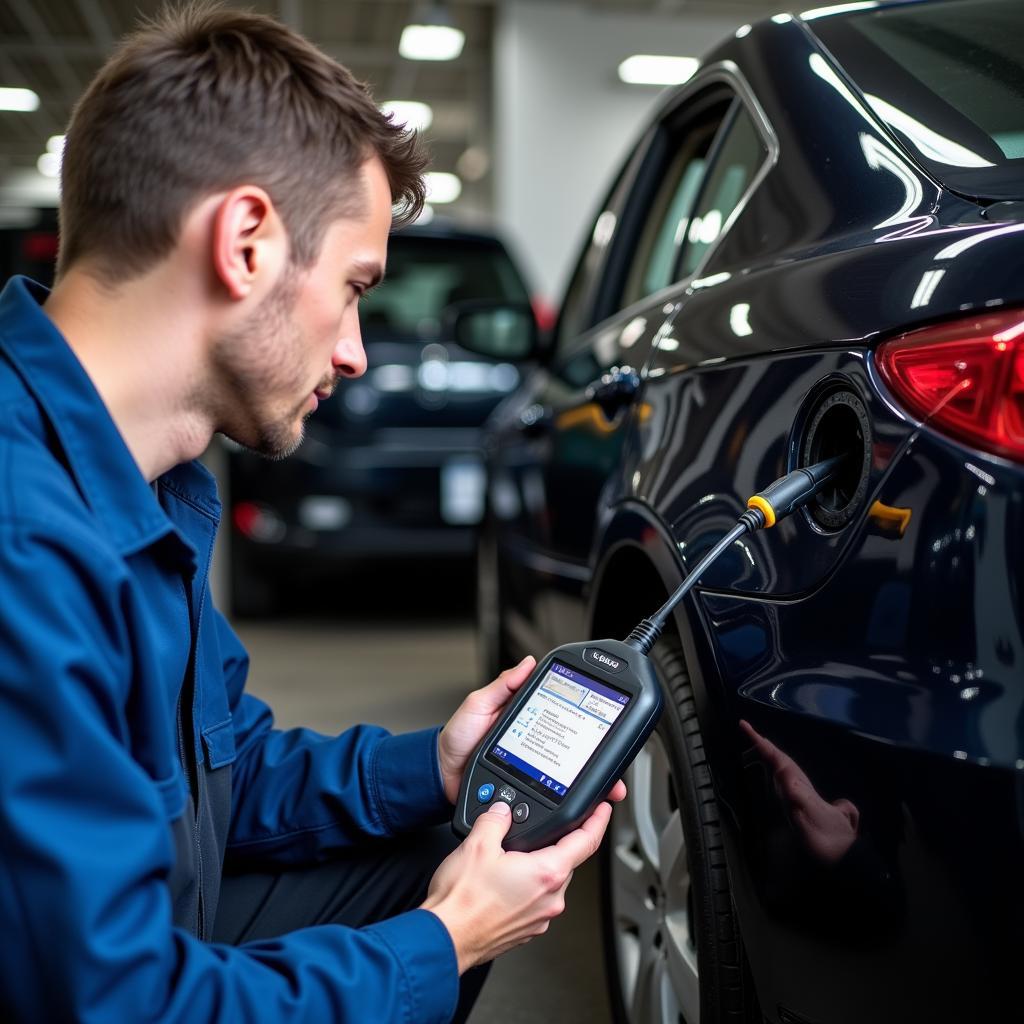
[801,2,879,19]
[399,12,465,62]
[456,146,490,183]
[618,55,699,86]
[37,152,60,178]
[381,100,433,132]
[46,134,65,154]
[0,87,40,112]
[425,172,462,204]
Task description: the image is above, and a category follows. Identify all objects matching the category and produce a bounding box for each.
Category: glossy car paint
[481,8,1023,1023]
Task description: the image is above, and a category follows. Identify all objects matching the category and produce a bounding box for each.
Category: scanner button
[476,783,495,803]
[512,802,530,823]
[497,785,517,804]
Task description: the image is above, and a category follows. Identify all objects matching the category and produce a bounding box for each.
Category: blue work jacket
[0,277,459,1022]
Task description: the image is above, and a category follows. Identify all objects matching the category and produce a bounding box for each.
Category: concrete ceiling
[0,0,786,209]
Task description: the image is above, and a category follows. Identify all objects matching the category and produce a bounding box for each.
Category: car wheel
[602,638,757,1024]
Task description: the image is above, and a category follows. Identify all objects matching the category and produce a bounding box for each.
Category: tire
[601,637,758,1024]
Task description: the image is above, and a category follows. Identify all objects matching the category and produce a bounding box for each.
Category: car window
[678,104,768,278]
[553,92,734,367]
[619,116,720,309]
[552,160,634,361]
[812,0,1024,199]
[359,235,530,340]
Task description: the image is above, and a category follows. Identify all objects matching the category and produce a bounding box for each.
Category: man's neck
[43,266,215,482]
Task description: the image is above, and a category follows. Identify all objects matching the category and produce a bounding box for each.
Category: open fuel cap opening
[800,389,872,531]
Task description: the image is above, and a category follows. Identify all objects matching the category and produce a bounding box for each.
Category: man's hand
[437,657,537,804]
[740,719,859,864]
[422,799,613,973]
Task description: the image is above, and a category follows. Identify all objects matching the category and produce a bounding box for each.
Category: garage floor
[231,564,615,1024]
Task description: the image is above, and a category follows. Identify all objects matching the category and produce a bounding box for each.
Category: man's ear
[211,187,287,301]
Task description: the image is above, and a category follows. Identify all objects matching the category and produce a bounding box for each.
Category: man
[0,5,623,1021]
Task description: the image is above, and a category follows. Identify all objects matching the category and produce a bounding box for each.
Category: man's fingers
[550,801,612,869]
[740,719,792,774]
[475,656,536,713]
[469,800,513,846]
[607,779,627,803]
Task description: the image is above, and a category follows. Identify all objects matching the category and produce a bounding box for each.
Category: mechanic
[0,5,624,1022]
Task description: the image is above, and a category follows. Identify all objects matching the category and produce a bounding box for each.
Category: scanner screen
[488,662,630,801]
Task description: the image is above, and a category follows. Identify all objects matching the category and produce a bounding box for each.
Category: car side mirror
[445,301,540,361]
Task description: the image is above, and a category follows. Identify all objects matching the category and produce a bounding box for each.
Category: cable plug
[746,455,846,529]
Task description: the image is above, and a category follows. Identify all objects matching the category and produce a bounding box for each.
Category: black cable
[623,455,846,656]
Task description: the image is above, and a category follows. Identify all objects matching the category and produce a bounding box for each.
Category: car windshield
[811,0,1024,200]
[359,233,531,340]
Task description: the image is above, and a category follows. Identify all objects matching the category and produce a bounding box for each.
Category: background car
[466,2,1024,1022]
[227,219,539,615]
[0,208,58,288]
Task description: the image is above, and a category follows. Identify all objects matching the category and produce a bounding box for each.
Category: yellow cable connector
[747,495,776,529]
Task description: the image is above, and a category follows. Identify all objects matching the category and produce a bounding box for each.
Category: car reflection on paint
[461,3,1024,1023]
[226,220,541,615]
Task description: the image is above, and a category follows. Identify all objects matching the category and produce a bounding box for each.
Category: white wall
[495,0,746,305]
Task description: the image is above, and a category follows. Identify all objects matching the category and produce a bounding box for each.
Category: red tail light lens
[876,310,1024,462]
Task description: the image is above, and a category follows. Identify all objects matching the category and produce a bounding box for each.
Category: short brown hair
[57,2,428,281]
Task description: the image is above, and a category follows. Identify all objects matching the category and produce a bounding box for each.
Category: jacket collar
[0,276,215,567]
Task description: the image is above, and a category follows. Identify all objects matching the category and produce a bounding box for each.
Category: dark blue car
[464,2,1024,1021]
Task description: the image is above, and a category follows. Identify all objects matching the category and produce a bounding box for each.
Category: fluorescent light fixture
[399,24,464,61]
[0,87,39,112]
[801,2,878,20]
[618,55,699,87]
[425,171,461,204]
[771,13,794,24]
[730,303,754,336]
[47,134,65,154]
[910,268,945,309]
[735,24,752,38]
[37,152,61,178]
[381,100,433,131]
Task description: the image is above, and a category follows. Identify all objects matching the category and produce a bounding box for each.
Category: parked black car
[227,220,537,614]
[465,3,1024,1022]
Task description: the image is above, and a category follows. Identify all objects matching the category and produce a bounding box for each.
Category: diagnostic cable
[454,455,846,851]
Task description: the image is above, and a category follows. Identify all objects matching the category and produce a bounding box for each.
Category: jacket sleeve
[216,610,455,863]
[0,518,458,1024]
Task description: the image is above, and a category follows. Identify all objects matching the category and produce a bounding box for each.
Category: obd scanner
[454,455,846,852]
[454,640,662,851]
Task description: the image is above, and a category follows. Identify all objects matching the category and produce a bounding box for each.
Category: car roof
[392,217,513,247]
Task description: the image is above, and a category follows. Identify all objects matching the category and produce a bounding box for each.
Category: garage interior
[9,2,1009,1024]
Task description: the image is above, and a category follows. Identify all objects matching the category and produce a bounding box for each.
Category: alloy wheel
[609,731,700,1024]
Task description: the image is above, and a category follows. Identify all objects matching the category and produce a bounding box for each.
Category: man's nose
[333,318,367,379]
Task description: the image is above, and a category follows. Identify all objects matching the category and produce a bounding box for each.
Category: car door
[492,80,752,657]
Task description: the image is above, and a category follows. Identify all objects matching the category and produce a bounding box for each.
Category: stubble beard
[211,269,311,461]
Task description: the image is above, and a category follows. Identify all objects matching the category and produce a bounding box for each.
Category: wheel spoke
[664,910,700,1024]
[658,808,687,894]
[629,939,664,1024]
[625,742,662,872]
[612,730,703,1024]
[611,836,655,928]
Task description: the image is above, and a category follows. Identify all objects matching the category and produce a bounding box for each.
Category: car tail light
[876,310,1024,462]
[232,501,286,543]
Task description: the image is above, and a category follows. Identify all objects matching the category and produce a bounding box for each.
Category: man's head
[57,2,426,282]
[54,3,427,460]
